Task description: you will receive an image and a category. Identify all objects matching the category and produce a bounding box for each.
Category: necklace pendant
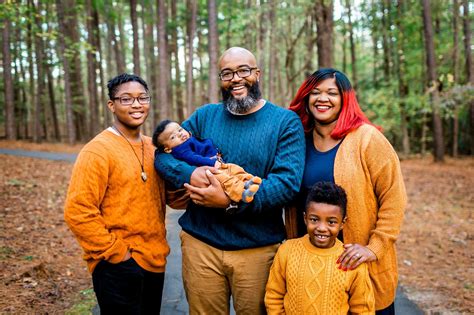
[141,171,148,182]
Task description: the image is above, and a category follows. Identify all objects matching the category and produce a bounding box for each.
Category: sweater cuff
[366,236,386,260]
[103,238,129,264]
[182,165,196,186]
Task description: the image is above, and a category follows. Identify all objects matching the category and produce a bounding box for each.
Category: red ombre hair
[289,68,379,139]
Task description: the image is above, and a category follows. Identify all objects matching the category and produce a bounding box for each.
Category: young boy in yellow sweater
[64,74,169,314]
[265,182,375,314]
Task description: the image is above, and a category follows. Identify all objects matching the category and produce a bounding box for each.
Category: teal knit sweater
[155,101,305,249]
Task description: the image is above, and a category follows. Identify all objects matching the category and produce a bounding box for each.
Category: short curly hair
[305,181,347,217]
[107,73,149,100]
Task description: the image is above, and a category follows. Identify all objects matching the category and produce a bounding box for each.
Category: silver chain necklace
[112,125,147,182]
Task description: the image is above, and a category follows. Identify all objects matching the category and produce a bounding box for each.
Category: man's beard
[222,81,262,114]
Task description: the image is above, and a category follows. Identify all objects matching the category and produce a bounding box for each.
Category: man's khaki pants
[180,231,280,315]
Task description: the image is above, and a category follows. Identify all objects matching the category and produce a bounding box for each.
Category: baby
[153,120,262,203]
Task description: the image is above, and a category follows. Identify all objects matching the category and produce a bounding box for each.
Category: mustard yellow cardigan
[334,124,407,310]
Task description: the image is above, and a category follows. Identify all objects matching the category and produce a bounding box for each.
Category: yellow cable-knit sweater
[64,129,169,273]
[265,236,375,314]
[334,124,407,310]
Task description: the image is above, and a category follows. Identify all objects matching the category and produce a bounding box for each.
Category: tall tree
[207,0,219,103]
[314,0,334,67]
[56,0,76,144]
[267,0,277,102]
[86,0,100,137]
[381,0,392,80]
[345,0,357,88]
[45,5,60,141]
[170,0,184,121]
[32,0,46,143]
[157,0,170,119]
[462,0,473,154]
[130,0,141,75]
[452,0,460,157]
[421,0,444,161]
[396,0,410,155]
[185,0,197,118]
[2,4,16,140]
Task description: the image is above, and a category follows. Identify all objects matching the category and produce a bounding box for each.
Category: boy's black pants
[92,258,164,315]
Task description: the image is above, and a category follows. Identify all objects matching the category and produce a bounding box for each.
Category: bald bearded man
[155,47,305,315]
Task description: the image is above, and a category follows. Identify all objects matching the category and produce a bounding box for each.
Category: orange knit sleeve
[64,149,128,264]
[265,242,288,314]
[348,263,376,314]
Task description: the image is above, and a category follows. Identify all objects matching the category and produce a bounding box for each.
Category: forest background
[0,0,473,162]
[0,0,473,313]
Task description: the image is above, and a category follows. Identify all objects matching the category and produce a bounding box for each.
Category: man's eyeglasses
[112,95,151,106]
[219,67,257,81]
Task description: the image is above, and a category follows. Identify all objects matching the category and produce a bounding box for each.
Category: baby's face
[159,122,191,151]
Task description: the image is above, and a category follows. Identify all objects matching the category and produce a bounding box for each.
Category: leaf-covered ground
[0,140,472,313]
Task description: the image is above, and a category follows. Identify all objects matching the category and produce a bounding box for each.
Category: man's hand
[190,166,215,187]
[185,170,231,208]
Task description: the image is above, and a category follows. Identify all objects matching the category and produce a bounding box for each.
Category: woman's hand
[337,243,376,271]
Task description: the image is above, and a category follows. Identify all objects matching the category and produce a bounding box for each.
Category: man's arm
[64,151,129,263]
[237,114,305,215]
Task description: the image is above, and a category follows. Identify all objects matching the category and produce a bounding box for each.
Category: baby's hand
[214,160,221,168]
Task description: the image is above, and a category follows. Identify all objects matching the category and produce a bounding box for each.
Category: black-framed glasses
[219,67,257,81]
[112,95,151,106]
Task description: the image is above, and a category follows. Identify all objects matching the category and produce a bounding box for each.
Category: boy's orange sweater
[265,236,375,315]
[64,130,169,273]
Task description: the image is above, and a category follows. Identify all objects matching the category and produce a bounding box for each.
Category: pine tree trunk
[91,6,109,129]
[462,0,474,154]
[381,0,391,80]
[117,6,128,73]
[421,0,445,162]
[56,0,76,144]
[157,0,170,119]
[86,0,100,137]
[314,0,334,68]
[185,0,197,118]
[32,1,46,143]
[2,9,16,140]
[452,0,460,157]
[130,0,141,75]
[207,0,220,103]
[15,25,28,138]
[396,0,410,155]
[345,0,357,89]
[268,0,276,102]
[170,0,184,121]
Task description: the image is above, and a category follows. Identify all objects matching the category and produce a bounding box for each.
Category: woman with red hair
[288,68,407,315]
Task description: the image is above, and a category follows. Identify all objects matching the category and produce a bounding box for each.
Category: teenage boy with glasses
[65,73,169,314]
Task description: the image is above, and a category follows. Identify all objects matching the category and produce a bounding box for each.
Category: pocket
[368,249,394,275]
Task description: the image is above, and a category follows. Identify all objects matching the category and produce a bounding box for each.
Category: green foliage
[1,0,472,154]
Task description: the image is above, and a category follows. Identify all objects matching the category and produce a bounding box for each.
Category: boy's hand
[122,250,132,262]
[336,243,376,271]
[185,170,230,208]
